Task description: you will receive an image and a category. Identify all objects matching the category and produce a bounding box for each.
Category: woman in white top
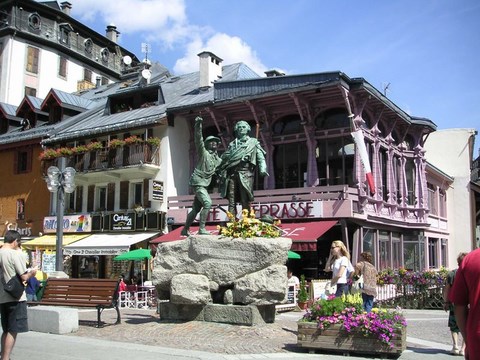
[325,240,353,297]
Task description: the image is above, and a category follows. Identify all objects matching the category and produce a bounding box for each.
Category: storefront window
[362,228,375,260]
[272,115,307,188]
[379,231,390,269]
[428,238,439,269]
[403,233,424,271]
[78,256,100,278]
[392,232,401,269]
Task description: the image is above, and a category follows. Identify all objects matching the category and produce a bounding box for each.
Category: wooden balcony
[41,144,160,175]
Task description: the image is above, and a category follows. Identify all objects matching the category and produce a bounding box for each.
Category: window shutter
[143,178,151,208]
[87,185,95,212]
[119,181,129,209]
[107,183,115,211]
[75,186,83,213]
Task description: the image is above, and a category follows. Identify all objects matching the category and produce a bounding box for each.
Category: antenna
[141,42,151,63]
[382,82,391,96]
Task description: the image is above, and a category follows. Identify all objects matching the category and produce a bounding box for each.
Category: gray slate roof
[45,89,97,111]
[42,63,261,144]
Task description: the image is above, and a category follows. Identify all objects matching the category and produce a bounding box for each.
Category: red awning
[279,221,338,252]
[150,225,220,244]
[150,221,337,251]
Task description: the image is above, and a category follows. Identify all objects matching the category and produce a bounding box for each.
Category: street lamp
[45,157,76,272]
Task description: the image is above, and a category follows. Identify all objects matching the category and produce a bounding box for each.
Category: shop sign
[43,214,92,233]
[205,201,323,222]
[5,221,32,237]
[63,247,128,256]
[150,180,164,202]
[111,213,134,231]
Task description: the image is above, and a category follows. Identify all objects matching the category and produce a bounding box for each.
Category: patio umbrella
[114,249,152,284]
[114,248,152,261]
[288,250,301,259]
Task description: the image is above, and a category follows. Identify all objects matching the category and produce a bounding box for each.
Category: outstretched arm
[194,116,206,153]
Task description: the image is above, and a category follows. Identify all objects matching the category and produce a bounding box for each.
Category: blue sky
[65,0,480,156]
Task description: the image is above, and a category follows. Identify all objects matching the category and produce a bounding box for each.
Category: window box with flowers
[87,141,103,151]
[108,139,126,149]
[124,135,143,145]
[146,137,160,147]
[72,145,89,154]
[39,148,59,160]
[57,147,74,157]
[297,294,407,356]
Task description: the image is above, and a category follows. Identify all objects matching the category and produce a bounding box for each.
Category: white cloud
[69,0,188,46]
[67,0,267,75]
[173,33,267,76]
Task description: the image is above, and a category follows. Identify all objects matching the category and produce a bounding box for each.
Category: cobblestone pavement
[69,308,301,354]
[67,308,455,356]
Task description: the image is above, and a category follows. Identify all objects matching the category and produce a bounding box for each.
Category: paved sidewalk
[12,308,460,359]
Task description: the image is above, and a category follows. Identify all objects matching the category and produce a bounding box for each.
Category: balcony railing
[41,144,160,174]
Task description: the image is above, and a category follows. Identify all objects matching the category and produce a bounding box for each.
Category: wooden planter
[297,321,406,357]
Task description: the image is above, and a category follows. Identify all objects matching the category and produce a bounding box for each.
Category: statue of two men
[181,118,268,235]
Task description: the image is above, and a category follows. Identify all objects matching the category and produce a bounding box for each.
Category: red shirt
[449,248,480,359]
[118,280,126,293]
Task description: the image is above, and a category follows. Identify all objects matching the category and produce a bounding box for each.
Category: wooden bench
[30,278,121,327]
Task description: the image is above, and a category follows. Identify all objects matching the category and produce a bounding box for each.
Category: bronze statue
[217,120,268,214]
[181,116,222,235]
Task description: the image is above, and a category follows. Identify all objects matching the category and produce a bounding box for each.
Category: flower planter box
[297,321,406,357]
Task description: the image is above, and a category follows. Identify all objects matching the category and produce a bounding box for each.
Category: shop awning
[150,226,220,244]
[150,221,337,251]
[279,221,338,251]
[22,234,90,250]
[63,232,159,256]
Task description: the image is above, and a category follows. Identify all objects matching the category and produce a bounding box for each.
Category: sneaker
[450,348,459,355]
[459,350,465,356]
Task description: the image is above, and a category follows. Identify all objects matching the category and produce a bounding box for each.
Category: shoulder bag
[2,274,25,299]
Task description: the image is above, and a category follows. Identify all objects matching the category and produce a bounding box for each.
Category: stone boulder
[170,274,212,304]
[152,235,291,306]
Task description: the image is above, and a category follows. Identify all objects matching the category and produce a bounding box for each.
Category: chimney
[198,51,223,89]
[264,69,285,77]
[95,76,101,88]
[60,2,72,16]
[106,24,120,43]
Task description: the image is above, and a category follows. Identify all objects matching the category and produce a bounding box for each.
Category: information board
[42,253,56,273]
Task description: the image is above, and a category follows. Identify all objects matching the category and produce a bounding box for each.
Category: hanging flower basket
[297,294,407,356]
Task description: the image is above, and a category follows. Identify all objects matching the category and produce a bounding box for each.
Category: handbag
[324,281,337,296]
[3,274,25,299]
[351,275,364,293]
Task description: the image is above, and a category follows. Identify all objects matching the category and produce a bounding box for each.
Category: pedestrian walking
[0,230,38,360]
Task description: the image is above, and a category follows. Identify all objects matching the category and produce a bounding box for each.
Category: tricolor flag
[351,129,375,194]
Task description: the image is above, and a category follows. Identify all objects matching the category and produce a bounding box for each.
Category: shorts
[0,301,29,333]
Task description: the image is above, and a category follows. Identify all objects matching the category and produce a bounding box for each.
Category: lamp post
[45,157,76,272]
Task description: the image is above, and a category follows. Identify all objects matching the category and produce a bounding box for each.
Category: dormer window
[100,48,109,63]
[84,38,93,54]
[28,13,41,31]
[58,23,73,47]
[106,85,162,115]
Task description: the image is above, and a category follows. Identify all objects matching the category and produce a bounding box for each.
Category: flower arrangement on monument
[301,293,407,348]
[217,208,281,238]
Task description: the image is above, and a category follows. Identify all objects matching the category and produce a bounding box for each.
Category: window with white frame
[131,182,143,208]
[96,186,107,212]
